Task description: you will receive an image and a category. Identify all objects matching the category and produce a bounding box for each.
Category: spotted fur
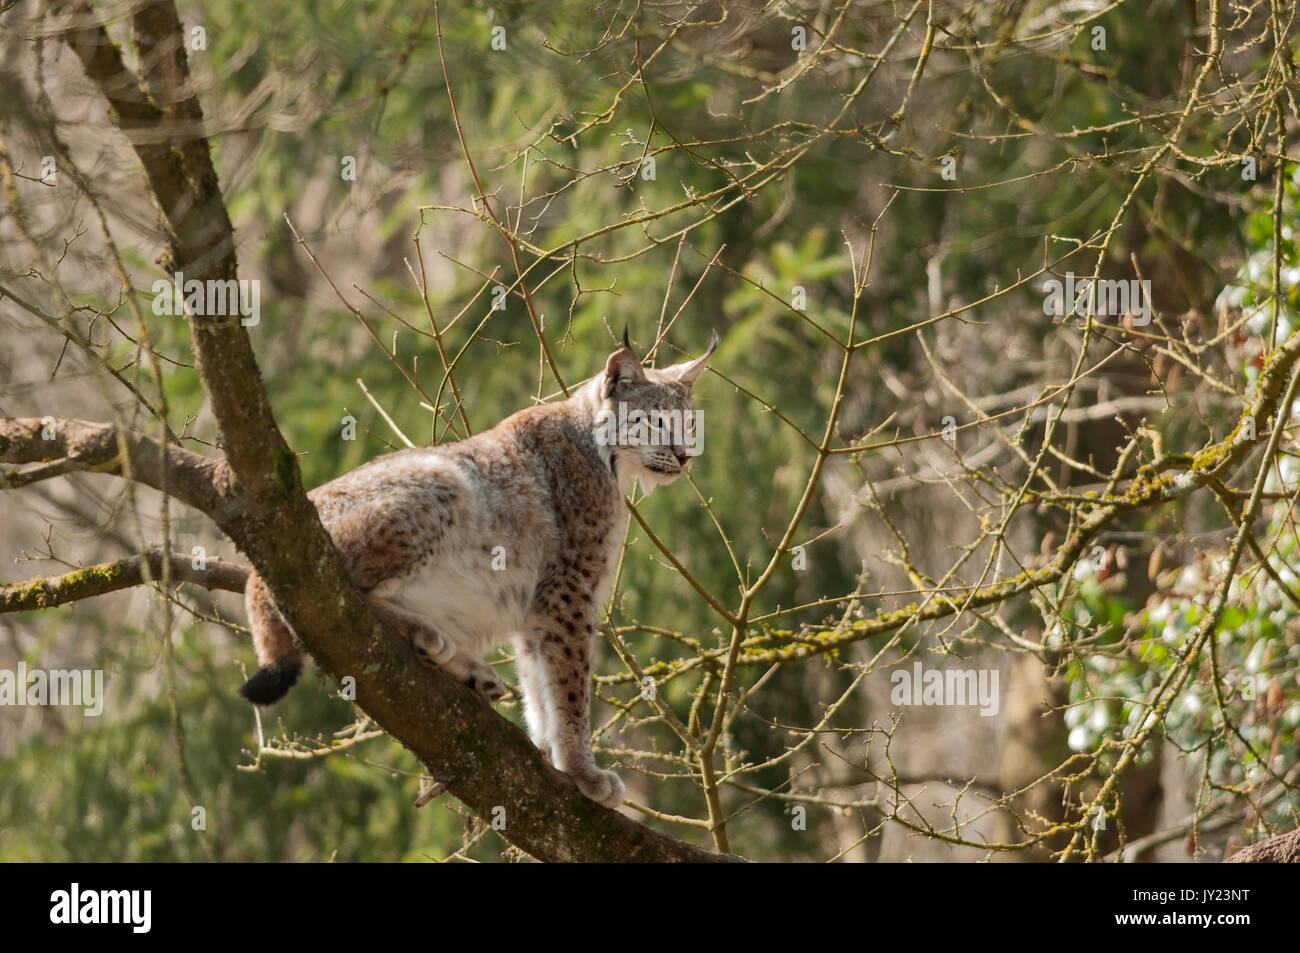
[241,333,716,807]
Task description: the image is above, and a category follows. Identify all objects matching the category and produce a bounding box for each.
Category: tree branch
[0,550,248,614]
[0,416,235,518]
[45,0,740,861]
[1226,827,1300,863]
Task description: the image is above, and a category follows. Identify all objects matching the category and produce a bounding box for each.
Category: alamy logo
[0,663,104,716]
[1043,273,1151,325]
[50,883,151,933]
[889,661,1000,717]
[151,271,260,326]
[594,403,702,456]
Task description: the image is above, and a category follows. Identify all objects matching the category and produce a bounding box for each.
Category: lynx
[240,331,717,807]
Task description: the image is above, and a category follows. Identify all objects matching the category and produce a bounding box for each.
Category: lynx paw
[444,654,505,704]
[572,767,625,809]
[464,669,506,704]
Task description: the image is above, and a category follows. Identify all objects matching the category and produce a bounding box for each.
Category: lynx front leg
[529,616,625,808]
[512,635,553,763]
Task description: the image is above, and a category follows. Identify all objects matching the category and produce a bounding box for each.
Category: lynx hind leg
[367,600,455,664]
[368,600,505,704]
[531,619,624,809]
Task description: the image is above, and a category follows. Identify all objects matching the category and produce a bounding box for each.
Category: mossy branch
[0,550,248,614]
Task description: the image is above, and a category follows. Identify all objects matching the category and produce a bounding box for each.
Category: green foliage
[1062,162,1300,829]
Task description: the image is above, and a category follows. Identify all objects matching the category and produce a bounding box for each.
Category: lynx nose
[674,450,689,466]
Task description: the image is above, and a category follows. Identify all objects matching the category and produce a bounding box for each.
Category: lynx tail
[240,572,304,705]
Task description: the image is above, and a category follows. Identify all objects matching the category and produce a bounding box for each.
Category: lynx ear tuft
[604,336,645,399]
[663,330,719,388]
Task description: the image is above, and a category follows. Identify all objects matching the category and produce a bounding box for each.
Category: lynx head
[594,330,718,491]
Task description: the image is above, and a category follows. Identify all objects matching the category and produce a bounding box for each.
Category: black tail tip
[239,664,301,705]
